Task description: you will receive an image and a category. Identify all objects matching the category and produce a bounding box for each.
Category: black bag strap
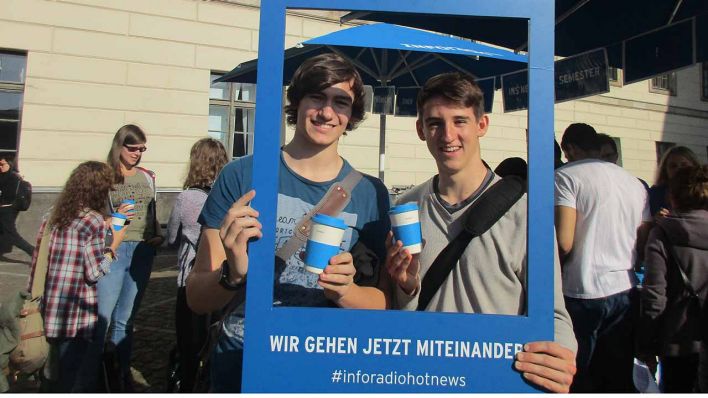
[656,223,698,299]
[417,176,525,311]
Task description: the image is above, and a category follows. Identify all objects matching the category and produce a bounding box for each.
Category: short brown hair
[669,165,708,211]
[416,72,485,119]
[50,161,114,228]
[183,138,229,189]
[284,53,365,131]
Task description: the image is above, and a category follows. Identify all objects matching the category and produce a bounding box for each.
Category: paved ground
[2,247,180,393]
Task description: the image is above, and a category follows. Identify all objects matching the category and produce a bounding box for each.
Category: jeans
[564,288,638,393]
[95,240,155,374]
[42,338,100,392]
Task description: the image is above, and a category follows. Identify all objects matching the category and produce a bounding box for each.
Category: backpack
[14,177,32,212]
[8,223,51,375]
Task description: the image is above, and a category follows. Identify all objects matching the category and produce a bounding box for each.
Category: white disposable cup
[111,213,127,231]
[389,204,422,254]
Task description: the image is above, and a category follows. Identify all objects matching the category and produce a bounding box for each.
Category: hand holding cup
[118,199,136,221]
[303,214,348,274]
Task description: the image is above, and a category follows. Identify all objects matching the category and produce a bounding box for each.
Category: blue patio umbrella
[217,23,527,181]
[341,1,708,68]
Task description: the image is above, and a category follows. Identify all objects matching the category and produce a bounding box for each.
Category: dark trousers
[42,338,100,392]
[175,286,209,393]
[0,206,34,256]
[565,288,638,393]
[661,354,699,393]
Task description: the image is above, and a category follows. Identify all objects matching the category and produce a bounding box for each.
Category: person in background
[166,137,228,392]
[597,133,619,164]
[554,139,565,169]
[0,155,34,258]
[95,124,163,391]
[637,165,708,392]
[554,123,652,392]
[494,157,527,181]
[597,133,650,190]
[29,161,129,392]
[649,146,701,218]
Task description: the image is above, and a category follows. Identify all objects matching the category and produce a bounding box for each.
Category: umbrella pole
[378,113,386,182]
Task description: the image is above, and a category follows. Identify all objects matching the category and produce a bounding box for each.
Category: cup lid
[389,202,419,215]
[112,212,128,219]
[311,213,347,230]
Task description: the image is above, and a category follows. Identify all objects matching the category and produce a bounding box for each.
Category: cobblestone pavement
[2,247,179,393]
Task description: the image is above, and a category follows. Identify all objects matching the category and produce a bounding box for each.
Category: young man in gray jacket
[385,72,578,393]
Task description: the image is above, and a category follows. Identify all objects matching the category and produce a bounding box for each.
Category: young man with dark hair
[385,72,578,393]
[555,122,652,392]
[186,53,391,392]
[596,133,619,164]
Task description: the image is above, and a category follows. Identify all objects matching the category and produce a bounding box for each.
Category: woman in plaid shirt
[27,161,129,392]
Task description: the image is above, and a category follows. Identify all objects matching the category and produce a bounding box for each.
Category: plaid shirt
[27,210,113,339]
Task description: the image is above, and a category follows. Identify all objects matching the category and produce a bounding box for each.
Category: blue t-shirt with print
[198,152,390,355]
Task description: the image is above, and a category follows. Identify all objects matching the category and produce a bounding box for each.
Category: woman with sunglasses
[95,124,163,391]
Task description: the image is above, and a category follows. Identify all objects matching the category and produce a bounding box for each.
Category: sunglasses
[123,144,147,153]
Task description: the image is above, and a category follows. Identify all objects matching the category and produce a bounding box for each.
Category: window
[655,141,676,163]
[608,67,622,87]
[649,72,677,95]
[611,136,623,166]
[702,62,708,101]
[0,51,26,159]
[209,73,256,159]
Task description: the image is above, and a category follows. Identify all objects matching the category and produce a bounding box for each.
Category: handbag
[9,223,51,374]
[417,176,525,311]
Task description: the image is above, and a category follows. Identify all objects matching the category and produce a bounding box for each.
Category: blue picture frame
[243,0,555,392]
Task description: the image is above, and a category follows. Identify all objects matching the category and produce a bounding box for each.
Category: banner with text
[502,48,610,112]
[555,48,609,103]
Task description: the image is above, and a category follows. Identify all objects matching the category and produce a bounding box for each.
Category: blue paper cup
[304,214,347,274]
[121,199,136,217]
[389,202,422,254]
[111,212,128,231]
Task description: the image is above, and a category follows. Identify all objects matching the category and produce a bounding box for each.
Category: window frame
[0,51,27,159]
[209,72,257,159]
[649,72,677,96]
[608,67,622,87]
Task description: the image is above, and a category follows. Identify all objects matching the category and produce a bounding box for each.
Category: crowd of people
[7,52,706,393]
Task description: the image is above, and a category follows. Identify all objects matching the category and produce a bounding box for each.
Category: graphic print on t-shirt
[273,193,357,308]
[109,172,154,241]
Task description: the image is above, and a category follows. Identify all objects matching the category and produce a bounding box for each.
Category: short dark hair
[284,53,365,131]
[669,165,708,211]
[417,72,484,120]
[596,133,617,154]
[561,123,600,152]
